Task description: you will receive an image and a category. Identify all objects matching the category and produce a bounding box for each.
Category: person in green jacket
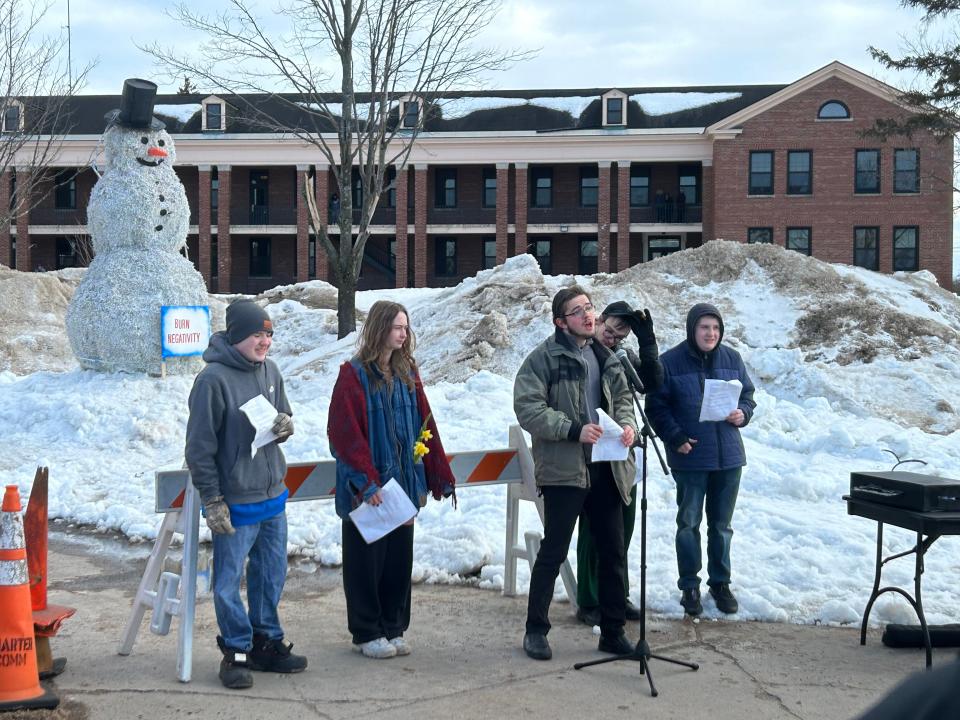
[575,301,663,627]
[514,285,639,661]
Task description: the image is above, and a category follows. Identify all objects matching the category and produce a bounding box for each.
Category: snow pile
[2,240,960,627]
[630,91,742,116]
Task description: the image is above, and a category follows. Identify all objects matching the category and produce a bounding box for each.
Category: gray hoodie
[185,332,291,505]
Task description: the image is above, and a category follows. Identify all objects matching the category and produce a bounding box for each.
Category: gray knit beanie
[226,300,273,344]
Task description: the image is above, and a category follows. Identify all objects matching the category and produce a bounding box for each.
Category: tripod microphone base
[574,639,699,697]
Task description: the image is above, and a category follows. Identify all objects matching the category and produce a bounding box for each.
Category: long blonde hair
[356,300,417,390]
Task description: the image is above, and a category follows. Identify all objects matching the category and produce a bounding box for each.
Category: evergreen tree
[177,76,196,95]
[869,1,960,138]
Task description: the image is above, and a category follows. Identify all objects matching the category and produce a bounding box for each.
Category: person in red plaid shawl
[328,300,456,659]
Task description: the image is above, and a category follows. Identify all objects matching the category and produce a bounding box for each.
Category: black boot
[709,583,739,614]
[680,587,702,616]
[217,636,253,690]
[250,633,308,673]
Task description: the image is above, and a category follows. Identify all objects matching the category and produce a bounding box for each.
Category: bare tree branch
[142,0,529,337]
[0,0,93,241]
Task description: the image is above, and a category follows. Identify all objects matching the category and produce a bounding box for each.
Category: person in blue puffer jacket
[645,303,756,618]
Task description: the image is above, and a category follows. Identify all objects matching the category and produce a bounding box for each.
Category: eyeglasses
[601,321,629,342]
[563,303,595,318]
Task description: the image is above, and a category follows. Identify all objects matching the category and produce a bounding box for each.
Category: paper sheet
[632,446,646,486]
[698,379,743,422]
[349,478,419,544]
[590,408,629,462]
[239,394,279,458]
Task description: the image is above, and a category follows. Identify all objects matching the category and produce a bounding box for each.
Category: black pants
[525,463,626,638]
[341,520,414,644]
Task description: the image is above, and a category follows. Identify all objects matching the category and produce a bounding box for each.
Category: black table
[844,495,960,668]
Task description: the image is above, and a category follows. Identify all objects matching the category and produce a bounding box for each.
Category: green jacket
[513,329,638,504]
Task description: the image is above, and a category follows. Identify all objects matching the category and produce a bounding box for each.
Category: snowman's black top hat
[104,78,165,130]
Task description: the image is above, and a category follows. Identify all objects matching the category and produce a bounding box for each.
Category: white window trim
[602,90,628,127]
[399,94,422,129]
[1,99,25,133]
[202,95,226,132]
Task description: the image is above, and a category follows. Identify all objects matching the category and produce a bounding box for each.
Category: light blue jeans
[212,511,287,651]
[672,468,741,591]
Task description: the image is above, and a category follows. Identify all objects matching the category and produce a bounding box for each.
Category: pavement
[13,528,955,720]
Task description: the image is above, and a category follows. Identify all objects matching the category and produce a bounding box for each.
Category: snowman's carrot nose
[147,146,168,157]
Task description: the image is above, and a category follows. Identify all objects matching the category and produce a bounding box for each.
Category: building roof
[11,83,787,136]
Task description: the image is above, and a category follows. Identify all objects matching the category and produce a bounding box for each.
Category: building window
[483,237,497,269]
[388,238,396,270]
[580,166,598,207]
[206,103,222,131]
[434,168,457,208]
[54,170,77,209]
[647,236,681,261]
[482,168,497,208]
[579,237,598,274]
[893,226,919,271]
[854,227,879,270]
[210,168,219,212]
[855,150,880,193]
[434,237,457,276]
[534,239,552,273]
[678,165,699,206]
[894,149,919,193]
[630,166,649,206]
[787,151,812,195]
[352,169,363,210]
[249,238,272,277]
[403,101,419,129]
[383,167,396,208]
[530,167,553,208]
[308,235,316,278]
[749,151,774,195]
[606,97,623,125]
[818,100,850,119]
[249,169,269,224]
[55,237,78,269]
[747,227,773,244]
[786,227,811,255]
[1,103,22,132]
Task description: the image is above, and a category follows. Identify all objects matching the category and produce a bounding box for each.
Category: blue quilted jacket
[644,304,756,472]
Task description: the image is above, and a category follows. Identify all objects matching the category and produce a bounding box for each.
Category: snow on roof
[437,97,533,119]
[630,91,742,116]
[153,104,201,123]
[526,96,596,118]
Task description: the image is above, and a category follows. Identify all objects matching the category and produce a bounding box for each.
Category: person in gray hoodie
[185,299,306,689]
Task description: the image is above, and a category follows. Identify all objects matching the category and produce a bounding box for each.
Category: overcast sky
[38,0,932,94]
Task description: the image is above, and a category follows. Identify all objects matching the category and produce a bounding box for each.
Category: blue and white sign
[161,305,211,358]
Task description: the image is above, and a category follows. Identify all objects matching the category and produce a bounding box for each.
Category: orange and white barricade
[0,485,59,711]
[119,424,575,682]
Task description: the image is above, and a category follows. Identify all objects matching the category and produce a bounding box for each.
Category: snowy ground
[2,240,959,627]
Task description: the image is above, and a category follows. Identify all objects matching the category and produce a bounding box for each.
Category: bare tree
[145,0,527,337]
[0,0,90,253]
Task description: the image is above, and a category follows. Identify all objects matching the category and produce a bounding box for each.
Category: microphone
[615,348,645,393]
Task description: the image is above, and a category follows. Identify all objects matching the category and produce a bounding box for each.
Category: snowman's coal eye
[140,137,148,144]
[158,139,165,147]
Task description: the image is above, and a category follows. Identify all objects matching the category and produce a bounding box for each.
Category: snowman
[66,78,209,374]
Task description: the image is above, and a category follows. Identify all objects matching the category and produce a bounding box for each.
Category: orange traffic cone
[0,485,58,711]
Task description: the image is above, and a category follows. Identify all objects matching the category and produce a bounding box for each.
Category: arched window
[818,100,850,119]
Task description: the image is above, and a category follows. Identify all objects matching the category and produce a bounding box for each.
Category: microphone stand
[573,377,699,697]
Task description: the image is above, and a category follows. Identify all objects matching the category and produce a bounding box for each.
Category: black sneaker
[598,633,634,656]
[624,600,642,621]
[249,634,308,673]
[217,636,253,690]
[522,632,552,660]
[680,587,703,616]
[575,606,601,626]
[709,584,739,614]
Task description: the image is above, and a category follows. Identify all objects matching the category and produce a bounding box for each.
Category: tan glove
[272,413,294,443]
[204,497,235,535]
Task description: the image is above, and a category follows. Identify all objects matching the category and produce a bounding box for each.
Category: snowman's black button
[160,209,167,216]
[155,225,163,231]
[159,195,165,201]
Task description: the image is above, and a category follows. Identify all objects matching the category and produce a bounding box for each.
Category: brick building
[1,62,953,291]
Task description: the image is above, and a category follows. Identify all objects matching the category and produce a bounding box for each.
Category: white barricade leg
[176,485,201,683]
[118,508,181,655]
[502,425,577,607]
